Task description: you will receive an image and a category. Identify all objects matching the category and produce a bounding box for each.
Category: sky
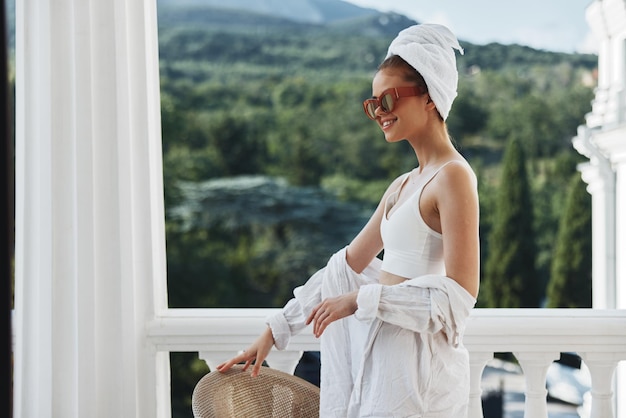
[342,0,598,54]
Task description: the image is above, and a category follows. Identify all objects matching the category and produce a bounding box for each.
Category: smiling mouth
[382,119,395,129]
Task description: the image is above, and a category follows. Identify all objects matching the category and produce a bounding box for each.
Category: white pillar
[573,129,616,309]
[581,352,621,418]
[467,351,494,418]
[514,352,560,418]
[607,144,626,418]
[616,160,626,309]
[13,0,168,417]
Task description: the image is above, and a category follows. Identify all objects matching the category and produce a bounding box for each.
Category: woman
[217,23,479,417]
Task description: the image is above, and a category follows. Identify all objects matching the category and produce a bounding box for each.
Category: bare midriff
[378,270,409,286]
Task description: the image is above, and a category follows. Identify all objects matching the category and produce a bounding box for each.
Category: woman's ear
[425,96,437,111]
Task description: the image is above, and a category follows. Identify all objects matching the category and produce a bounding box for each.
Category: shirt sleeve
[354,275,476,347]
[355,283,443,334]
[265,267,325,350]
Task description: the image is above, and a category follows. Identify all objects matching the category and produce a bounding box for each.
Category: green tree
[205,112,269,176]
[446,87,488,138]
[530,150,584,297]
[546,174,592,307]
[482,139,541,307]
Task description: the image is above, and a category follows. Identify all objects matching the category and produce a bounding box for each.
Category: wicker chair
[191,365,320,418]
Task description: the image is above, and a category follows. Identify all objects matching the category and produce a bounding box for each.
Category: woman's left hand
[306,291,359,337]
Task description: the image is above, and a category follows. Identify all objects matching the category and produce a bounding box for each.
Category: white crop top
[380,162,456,278]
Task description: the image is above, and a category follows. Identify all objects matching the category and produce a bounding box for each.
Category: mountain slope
[156,0,377,24]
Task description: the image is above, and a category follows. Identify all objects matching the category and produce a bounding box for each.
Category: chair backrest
[192,365,320,418]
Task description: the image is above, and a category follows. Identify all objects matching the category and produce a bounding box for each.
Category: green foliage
[546,174,592,308]
[169,352,209,417]
[446,86,488,136]
[531,150,586,293]
[158,6,596,311]
[482,139,541,307]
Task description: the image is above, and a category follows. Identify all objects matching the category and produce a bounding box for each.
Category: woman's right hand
[216,326,275,377]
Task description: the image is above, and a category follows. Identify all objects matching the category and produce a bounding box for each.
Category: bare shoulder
[442,159,476,181]
[430,159,479,213]
[438,159,477,192]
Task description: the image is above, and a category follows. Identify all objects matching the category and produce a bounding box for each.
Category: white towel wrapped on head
[386,23,463,121]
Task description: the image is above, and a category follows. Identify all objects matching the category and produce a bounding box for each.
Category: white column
[615,161,626,309]
[577,160,616,309]
[581,352,621,418]
[618,362,626,418]
[467,351,494,418]
[14,0,167,417]
[514,352,560,418]
[609,148,626,416]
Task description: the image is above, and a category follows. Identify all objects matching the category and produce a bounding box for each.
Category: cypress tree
[483,139,541,307]
[546,174,592,307]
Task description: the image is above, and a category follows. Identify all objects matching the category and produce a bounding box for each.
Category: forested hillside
[158,4,596,306]
[157,6,596,415]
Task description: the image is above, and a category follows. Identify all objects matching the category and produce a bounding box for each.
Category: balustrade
[148,308,626,418]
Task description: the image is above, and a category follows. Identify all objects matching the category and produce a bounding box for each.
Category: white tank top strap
[424,160,461,184]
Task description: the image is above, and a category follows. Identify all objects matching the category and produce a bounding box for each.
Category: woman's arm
[434,162,480,297]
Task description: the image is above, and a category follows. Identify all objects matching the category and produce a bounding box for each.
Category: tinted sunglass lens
[366,102,376,119]
[381,93,395,112]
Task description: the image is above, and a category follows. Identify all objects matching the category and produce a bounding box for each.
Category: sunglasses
[362,86,425,120]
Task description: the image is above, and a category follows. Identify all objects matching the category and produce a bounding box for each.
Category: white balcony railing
[147,308,626,418]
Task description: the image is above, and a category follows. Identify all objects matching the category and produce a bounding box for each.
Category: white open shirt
[267,247,476,417]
